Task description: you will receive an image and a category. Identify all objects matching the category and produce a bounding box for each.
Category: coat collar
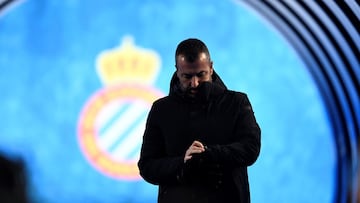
[169,70,227,103]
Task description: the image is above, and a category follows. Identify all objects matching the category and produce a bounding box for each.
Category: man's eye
[184,75,193,79]
[196,72,206,77]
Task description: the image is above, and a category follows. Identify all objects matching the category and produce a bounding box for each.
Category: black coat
[138,71,261,203]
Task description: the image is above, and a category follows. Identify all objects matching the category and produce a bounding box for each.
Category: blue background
[0,0,335,202]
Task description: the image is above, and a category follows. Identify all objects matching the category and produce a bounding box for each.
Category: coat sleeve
[205,93,261,167]
[137,103,183,185]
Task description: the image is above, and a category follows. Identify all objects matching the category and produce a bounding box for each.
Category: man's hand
[184,140,205,163]
[179,142,225,187]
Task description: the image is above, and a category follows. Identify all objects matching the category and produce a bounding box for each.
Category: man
[138,38,261,203]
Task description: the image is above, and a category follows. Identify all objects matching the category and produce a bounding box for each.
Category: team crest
[77,36,164,180]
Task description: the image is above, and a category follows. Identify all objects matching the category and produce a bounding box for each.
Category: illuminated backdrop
[1,0,357,202]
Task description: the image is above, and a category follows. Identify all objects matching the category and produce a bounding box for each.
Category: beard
[181,86,199,98]
[183,86,198,98]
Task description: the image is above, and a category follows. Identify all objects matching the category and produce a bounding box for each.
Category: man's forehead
[177,52,209,62]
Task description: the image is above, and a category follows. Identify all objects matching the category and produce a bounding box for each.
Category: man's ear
[175,66,180,77]
[174,63,178,70]
[210,61,214,75]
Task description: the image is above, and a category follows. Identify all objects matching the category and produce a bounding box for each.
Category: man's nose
[190,76,199,88]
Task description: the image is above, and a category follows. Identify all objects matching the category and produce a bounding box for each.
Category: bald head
[175,38,211,67]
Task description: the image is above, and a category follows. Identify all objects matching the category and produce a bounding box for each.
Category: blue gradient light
[0,0,334,202]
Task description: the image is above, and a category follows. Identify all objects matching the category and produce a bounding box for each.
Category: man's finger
[192,140,205,149]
